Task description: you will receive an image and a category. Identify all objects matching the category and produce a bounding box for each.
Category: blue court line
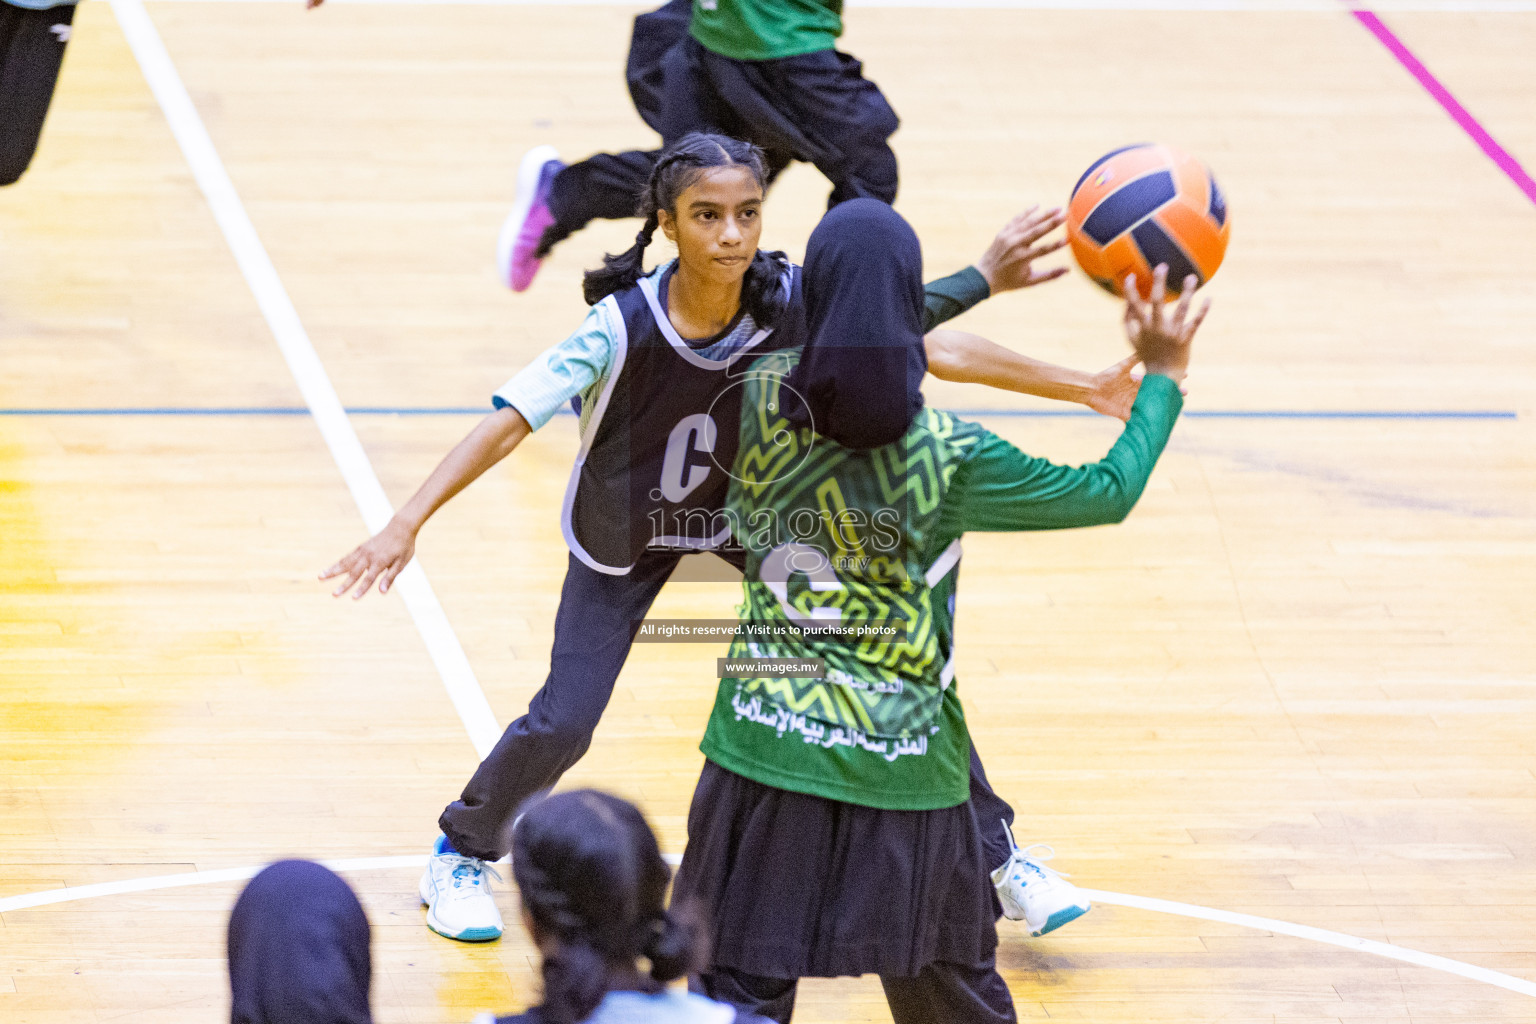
[0,407,1518,420]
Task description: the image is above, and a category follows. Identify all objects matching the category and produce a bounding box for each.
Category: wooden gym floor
[2,1,1534,1020]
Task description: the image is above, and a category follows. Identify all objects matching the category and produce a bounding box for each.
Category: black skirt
[671,760,999,980]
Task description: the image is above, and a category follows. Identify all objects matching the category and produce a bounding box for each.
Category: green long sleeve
[921,266,991,331]
[940,375,1184,535]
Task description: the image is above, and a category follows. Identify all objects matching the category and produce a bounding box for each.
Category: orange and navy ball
[1066,144,1230,299]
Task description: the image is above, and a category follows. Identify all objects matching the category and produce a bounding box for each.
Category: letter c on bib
[660,413,718,503]
[761,542,843,627]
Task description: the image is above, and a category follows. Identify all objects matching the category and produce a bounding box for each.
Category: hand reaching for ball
[975,206,1071,294]
[1123,264,1210,383]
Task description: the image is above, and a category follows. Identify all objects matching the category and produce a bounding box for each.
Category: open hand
[320,519,416,599]
[1123,265,1210,383]
[975,206,1070,295]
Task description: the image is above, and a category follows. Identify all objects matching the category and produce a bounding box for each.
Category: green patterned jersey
[701,348,979,808]
[727,351,983,737]
[700,350,1186,811]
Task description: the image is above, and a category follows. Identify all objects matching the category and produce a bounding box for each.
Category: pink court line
[1351,8,1536,207]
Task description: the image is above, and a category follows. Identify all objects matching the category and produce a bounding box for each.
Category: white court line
[88,0,1536,1007]
[4,859,1534,1000]
[0,857,429,913]
[145,0,1536,12]
[108,0,503,760]
[1078,889,1536,999]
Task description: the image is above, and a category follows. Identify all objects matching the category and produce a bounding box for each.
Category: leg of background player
[502,29,722,288]
[880,957,1018,1024]
[624,0,691,134]
[695,43,900,208]
[0,2,74,187]
[762,148,793,189]
[539,148,659,255]
[437,548,683,861]
[527,0,688,254]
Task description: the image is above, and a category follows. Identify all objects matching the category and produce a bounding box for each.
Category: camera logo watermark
[708,365,814,488]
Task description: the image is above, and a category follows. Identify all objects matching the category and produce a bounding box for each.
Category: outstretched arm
[921,206,1146,419]
[922,206,1069,330]
[942,266,1210,534]
[320,406,531,599]
[925,331,1144,421]
[319,306,613,599]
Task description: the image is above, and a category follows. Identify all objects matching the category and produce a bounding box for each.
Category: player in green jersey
[500,0,910,292]
[670,199,1208,1022]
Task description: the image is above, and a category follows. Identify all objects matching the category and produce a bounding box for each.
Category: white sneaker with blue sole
[419,835,504,942]
[991,821,1092,937]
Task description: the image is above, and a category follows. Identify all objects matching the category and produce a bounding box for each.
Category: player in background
[0,0,75,186]
[673,199,1206,1022]
[498,0,908,292]
[322,134,1143,944]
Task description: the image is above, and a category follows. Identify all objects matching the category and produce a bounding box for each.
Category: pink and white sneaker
[496,145,564,292]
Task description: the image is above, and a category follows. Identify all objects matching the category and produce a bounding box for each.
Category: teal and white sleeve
[491,304,618,431]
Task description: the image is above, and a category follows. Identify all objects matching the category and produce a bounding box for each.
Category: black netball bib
[562,267,802,575]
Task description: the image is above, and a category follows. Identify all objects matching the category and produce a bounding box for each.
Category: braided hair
[583,132,789,329]
[511,790,702,1024]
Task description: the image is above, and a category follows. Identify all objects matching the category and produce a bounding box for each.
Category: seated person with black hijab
[227,799,767,1024]
[228,860,373,1024]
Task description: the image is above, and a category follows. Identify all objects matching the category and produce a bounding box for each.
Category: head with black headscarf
[228,860,372,1024]
[785,198,927,450]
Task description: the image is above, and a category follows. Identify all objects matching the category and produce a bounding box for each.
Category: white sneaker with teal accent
[991,822,1092,937]
[419,836,504,942]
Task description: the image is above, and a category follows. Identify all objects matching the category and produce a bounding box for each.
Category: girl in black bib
[322,132,1142,944]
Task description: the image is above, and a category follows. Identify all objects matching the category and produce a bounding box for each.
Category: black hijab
[228,860,373,1024]
[785,198,927,449]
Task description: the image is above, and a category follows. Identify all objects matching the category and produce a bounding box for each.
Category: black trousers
[438,550,1015,866]
[624,0,690,135]
[0,1,73,186]
[543,29,900,253]
[697,959,1018,1024]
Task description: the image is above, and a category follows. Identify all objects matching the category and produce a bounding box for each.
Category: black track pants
[437,550,1014,865]
[544,29,899,246]
[0,1,73,186]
